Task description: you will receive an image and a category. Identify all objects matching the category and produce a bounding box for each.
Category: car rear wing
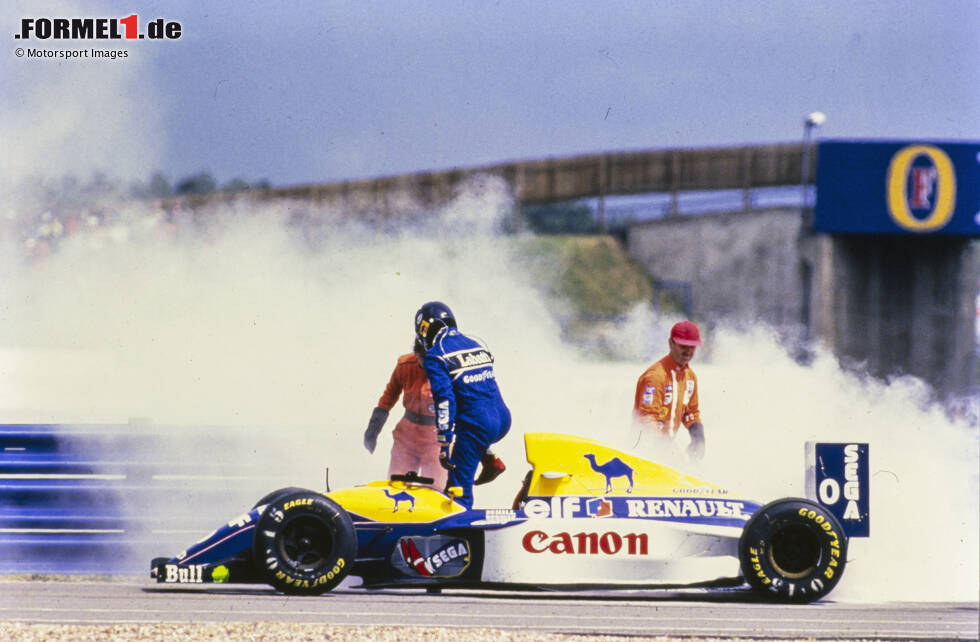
[805,442,870,538]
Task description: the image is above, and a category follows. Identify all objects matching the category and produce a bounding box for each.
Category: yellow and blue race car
[151,432,851,603]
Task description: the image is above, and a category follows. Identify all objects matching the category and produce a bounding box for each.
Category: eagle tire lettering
[252,486,310,510]
[737,498,848,603]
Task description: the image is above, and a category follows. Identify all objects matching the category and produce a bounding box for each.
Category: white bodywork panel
[481,517,741,585]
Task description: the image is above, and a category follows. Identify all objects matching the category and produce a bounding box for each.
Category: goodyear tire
[252,490,356,595]
[738,498,848,603]
[252,487,309,510]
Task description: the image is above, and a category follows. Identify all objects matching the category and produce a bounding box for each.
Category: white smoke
[694,326,979,603]
[0,1,164,184]
[0,184,976,601]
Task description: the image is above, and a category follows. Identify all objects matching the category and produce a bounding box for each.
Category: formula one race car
[151,432,850,603]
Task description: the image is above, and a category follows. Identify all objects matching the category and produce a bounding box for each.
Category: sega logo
[818,445,862,519]
[813,442,870,537]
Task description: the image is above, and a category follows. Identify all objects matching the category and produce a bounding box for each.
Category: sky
[2,0,979,188]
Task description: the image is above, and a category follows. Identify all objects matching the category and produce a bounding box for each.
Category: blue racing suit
[423,328,511,508]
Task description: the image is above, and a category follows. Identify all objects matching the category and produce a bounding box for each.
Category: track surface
[1,579,977,640]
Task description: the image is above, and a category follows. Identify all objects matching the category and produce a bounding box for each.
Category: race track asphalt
[1,578,977,640]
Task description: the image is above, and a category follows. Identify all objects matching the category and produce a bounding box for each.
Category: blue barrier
[0,423,295,575]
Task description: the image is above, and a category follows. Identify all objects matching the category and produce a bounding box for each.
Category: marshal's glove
[686,422,705,461]
[363,407,388,453]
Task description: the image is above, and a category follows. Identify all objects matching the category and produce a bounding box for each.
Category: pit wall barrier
[0,423,293,575]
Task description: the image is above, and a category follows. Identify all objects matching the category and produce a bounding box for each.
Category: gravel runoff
[0,623,902,642]
[0,623,654,641]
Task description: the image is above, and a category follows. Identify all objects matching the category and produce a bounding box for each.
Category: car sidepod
[477,434,759,588]
[481,500,750,586]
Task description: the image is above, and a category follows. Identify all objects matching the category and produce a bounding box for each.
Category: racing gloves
[437,427,455,469]
[435,399,455,469]
[363,407,389,453]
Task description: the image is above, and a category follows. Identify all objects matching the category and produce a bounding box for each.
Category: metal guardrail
[0,424,289,575]
[155,143,812,215]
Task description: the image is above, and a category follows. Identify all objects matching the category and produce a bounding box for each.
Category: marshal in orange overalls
[375,353,447,489]
[632,354,701,437]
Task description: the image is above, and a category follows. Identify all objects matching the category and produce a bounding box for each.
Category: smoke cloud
[0,184,976,600]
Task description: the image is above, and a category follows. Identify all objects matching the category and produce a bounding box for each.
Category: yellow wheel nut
[211,565,230,583]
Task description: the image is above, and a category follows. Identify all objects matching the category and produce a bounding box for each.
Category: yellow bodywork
[325,432,737,523]
[524,432,733,498]
[326,480,465,523]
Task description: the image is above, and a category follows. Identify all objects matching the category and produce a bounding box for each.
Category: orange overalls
[377,353,447,489]
[633,354,701,438]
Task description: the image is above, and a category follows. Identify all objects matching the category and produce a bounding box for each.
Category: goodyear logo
[886,144,956,232]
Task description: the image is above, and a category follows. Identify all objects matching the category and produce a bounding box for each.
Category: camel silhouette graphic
[384,489,416,512]
[583,454,634,494]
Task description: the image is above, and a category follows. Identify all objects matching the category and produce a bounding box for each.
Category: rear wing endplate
[805,442,870,538]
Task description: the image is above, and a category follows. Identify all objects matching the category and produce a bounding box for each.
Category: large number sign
[814,141,980,235]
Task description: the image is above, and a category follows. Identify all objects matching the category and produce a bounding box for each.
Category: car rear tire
[251,490,356,595]
[738,498,847,603]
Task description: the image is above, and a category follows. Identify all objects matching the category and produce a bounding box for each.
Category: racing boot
[474,451,506,485]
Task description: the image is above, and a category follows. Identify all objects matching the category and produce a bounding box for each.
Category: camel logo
[584,454,634,494]
[886,144,956,232]
[384,489,415,512]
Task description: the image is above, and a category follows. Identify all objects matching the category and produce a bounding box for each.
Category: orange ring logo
[886,144,956,232]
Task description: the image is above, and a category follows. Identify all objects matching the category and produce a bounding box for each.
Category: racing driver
[413,301,511,508]
[364,329,506,491]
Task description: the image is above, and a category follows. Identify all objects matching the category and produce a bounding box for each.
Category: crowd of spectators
[0,173,274,261]
[3,197,185,260]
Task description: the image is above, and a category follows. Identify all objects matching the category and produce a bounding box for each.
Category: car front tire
[251,490,356,595]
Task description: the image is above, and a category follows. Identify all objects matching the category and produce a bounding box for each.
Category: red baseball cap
[670,320,702,346]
